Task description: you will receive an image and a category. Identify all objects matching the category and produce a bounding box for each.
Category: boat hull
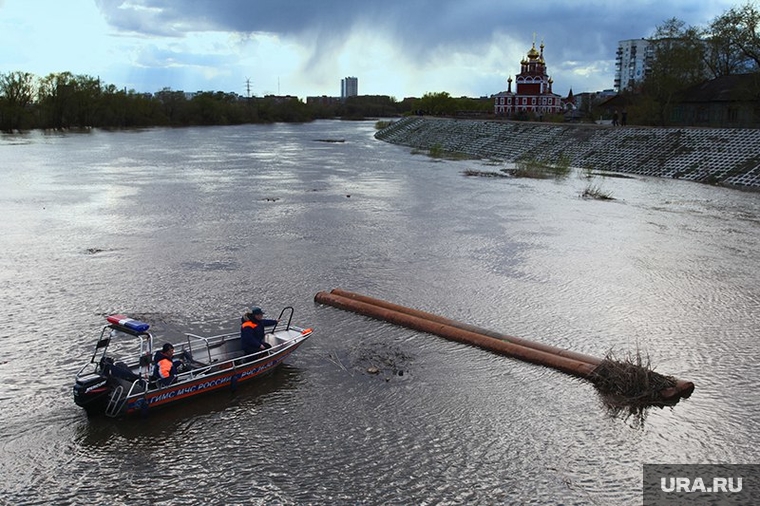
[122,341,304,416]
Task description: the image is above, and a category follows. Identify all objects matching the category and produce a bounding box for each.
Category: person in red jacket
[240,306,277,359]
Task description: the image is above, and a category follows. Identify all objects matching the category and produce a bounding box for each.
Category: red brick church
[493,40,563,117]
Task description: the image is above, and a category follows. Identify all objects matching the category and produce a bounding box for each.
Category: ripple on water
[2,123,760,505]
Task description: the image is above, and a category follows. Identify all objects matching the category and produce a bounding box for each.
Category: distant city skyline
[0,0,740,99]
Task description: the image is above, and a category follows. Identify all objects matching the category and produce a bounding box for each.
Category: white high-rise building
[615,39,653,92]
[341,77,358,99]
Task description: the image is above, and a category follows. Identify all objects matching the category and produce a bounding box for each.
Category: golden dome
[527,43,539,59]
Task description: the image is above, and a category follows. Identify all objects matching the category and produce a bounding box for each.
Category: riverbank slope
[375,117,760,188]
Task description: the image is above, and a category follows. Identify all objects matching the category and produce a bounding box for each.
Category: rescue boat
[72,308,312,418]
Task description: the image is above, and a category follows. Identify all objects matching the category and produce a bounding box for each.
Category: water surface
[1,121,758,505]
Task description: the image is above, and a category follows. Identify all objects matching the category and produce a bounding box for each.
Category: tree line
[0,70,411,132]
[0,68,492,132]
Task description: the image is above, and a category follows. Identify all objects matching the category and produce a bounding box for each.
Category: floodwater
[1,120,758,505]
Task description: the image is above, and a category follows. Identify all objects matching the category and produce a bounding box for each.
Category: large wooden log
[315,289,694,401]
[315,290,596,379]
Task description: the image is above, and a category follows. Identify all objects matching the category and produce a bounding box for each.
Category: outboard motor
[72,371,111,412]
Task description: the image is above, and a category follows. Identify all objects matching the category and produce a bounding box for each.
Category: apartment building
[341,77,358,99]
[614,38,653,92]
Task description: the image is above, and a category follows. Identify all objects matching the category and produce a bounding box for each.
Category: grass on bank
[412,143,473,161]
[459,154,615,202]
[505,152,572,179]
[581,182,614,200]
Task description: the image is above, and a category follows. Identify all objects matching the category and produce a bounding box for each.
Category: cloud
[95,0,361,36]
[61,0,749,96]
[95,0,688,59]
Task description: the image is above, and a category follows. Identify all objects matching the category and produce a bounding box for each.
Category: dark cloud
[95,0,726,61]
[94,0,736,95]
[95,0,368,36]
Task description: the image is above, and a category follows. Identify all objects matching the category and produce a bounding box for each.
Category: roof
[597,94,635,109]
[679,74,760,103]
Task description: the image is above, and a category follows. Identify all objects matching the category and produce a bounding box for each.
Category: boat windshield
[104,328,152,364]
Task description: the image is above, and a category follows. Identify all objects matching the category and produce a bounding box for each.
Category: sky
[0,0,744,100]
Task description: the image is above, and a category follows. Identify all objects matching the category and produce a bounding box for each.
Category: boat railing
[182,328,307,376]
[182,331,237,365]
[270,306,294,334]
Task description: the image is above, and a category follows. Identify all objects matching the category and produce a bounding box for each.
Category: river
[1,120,758,505]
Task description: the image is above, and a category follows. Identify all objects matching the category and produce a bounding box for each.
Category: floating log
[330,288,601,365]
[314,289,694,402]
[314,290,595,379]
[329,289,694,400]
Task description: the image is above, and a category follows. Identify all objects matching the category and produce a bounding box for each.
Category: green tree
[338,95,399,118]
[70,74,102,127]
[37,72,77,128]
[642,18,707,125]
[98,84,132,127]
[155,88,190,124]
[0,71,36,131]
[416,92,458,116]
[123,91,165,127]
[457,96,492,113]
[276,97,310,122]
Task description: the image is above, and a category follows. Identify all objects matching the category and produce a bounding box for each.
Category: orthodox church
[493,40,563,117]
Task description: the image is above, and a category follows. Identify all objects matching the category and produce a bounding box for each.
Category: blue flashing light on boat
[106,314,150,333]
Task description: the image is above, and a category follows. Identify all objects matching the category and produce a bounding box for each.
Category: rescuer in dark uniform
[240,307,277,359]
[153,342,179,386]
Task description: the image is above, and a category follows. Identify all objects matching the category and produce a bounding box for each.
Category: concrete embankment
[375,117,760,189]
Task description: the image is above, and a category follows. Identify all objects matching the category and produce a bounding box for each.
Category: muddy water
[1,121,758,504]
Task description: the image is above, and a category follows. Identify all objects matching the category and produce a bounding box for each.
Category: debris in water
[589,351,679,426]
[461,169,509,178]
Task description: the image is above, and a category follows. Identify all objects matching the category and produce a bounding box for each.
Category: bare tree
[705,3,760,77]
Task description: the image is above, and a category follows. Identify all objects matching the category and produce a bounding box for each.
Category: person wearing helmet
[240,306,278,360]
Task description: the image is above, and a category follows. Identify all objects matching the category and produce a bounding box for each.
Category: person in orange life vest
[152,342,179,386]
[241,307,277,358]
